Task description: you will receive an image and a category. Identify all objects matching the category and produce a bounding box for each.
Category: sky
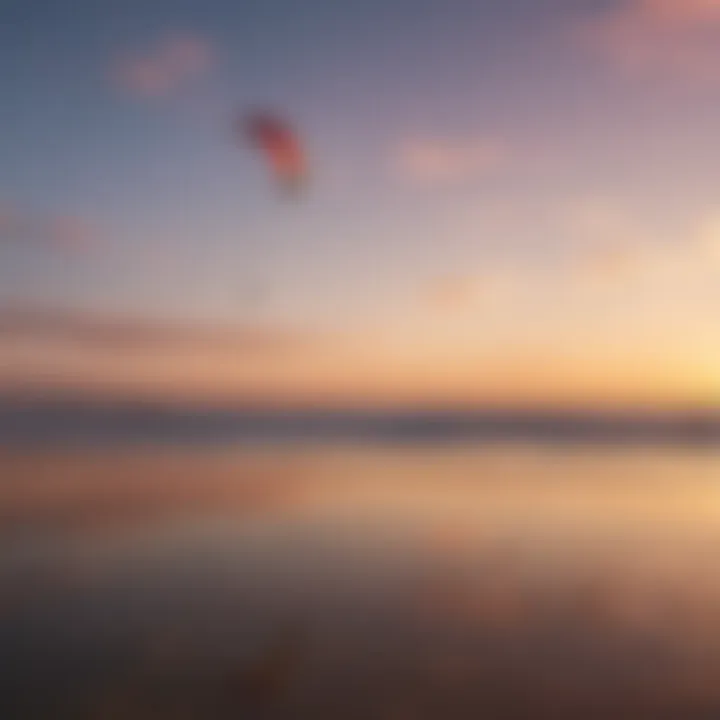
[1,0,720,408]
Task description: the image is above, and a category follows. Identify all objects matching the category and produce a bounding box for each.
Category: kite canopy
[240,112,306,197]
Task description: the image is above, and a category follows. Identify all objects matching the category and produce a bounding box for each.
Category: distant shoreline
[0,399,718,448]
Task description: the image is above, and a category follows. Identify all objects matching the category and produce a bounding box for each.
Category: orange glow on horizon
[4,337,717,410]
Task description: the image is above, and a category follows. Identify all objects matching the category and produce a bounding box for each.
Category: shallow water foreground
[3,444,720,719]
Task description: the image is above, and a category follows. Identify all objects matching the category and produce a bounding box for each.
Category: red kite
[240,112,306,198]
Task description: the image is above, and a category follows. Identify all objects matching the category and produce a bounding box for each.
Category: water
[3,443,720,718]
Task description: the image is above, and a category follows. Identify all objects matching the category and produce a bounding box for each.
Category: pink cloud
[394,136,509,185]
[569,206,720,289]
[0,203,100,254]
[115,33,214,97]
[49,216,98,253]
[421,269,519,314]
[424,275,478,310]
[576,0,720,84]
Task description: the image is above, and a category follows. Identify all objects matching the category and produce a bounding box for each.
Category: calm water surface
[3,444,720,718]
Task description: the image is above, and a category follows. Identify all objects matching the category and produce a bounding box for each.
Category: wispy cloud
[559,197,639,244]
[49,216,98,253]
[114,32,214,97]
[394,136,509,185]
[559,199,720,290]
[0,306,344,404]
[575,0,720,85]
[0,306,314,355]
[423,275,480,311]
[558,197,646,278]
[0,204,100,253]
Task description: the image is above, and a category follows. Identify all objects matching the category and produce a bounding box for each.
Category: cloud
[575,0,720,85]
[423,272,515,311]
[424,275,479,310]
[559,198,637,242]
[0,204,100,253]
[0,306,314,355]
[0,303,355,404]
[552,198,645,283]
[394,136,509,185]
[561,201,720,291]
[578,244,647,286]
[49,216,98,253]
[114,33,214,97]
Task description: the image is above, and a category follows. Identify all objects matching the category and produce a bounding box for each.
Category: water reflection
[3,445,720,718]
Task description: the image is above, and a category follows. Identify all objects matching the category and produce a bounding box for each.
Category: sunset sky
[1,0,720,408]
